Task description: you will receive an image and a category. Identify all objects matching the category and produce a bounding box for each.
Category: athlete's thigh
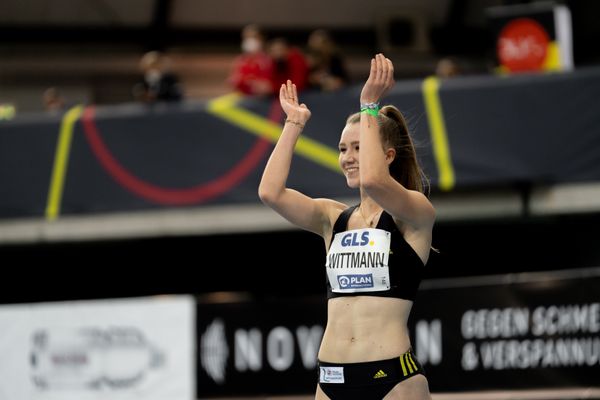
[315,384,332,400]
[384,374,432,400]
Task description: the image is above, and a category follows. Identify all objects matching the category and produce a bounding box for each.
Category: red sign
[497,18,550,72]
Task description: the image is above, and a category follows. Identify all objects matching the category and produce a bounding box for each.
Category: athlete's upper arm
[262,188,346,237]
[364,177,435,230]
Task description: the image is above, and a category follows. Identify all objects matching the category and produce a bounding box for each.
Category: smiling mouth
[345,167,358,174]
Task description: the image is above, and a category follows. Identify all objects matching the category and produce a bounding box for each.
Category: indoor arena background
[1,1,599,399]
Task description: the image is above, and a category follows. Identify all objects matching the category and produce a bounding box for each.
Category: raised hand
[360,53,395,104]
[279,80,311,124]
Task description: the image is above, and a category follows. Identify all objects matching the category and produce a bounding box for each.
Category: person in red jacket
[268,37,309,93]
[229,24,275,96]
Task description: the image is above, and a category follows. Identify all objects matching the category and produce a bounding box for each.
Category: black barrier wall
[3,212,600,305]
[2,67,600,219]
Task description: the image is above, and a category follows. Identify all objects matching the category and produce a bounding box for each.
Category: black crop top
[325,205,426,301]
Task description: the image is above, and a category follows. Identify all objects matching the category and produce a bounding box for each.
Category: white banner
[0,295,195,400]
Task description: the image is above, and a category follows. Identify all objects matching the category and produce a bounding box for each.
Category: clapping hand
[279,80,311,124]
[360,53,395,105]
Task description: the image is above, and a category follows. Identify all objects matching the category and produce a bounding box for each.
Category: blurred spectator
[435,57,462,78]
[133,51,183,103]
[228,24,274,96]
[306,29,349,91]
[42,87,66,112]
[268,37,309,92]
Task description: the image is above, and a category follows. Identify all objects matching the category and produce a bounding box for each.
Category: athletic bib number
[326,228,391,293]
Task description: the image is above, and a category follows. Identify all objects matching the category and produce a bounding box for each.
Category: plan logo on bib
[338,274,374,289]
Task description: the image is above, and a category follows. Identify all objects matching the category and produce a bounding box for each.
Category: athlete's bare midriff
[317,295,413,363]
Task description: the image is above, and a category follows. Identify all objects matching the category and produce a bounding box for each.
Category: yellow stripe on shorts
[399,354,408,376]
[408,352,419,371]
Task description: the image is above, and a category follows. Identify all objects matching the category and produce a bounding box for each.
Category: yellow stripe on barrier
[45,105,83,221]
[207,92,244,110]
[207,94,341,174]
[422,76,455,191]
[294,135,341,174]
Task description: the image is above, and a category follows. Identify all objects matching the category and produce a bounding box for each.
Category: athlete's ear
[385,148,396,165]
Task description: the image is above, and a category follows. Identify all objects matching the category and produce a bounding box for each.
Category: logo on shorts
[319,366,344,383]
[338,274,373,289]
[373,369,388,379]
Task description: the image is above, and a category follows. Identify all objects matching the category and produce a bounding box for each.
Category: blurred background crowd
[5,0,596,114]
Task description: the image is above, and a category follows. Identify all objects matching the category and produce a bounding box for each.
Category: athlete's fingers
[292,83,298,103]
[376,54,384,83]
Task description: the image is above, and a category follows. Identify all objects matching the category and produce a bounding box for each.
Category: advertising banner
[0,295,195,400]
[413,268,600,391]
[486,2,573,73]
[196,268,600,396]
[197,295,327,397]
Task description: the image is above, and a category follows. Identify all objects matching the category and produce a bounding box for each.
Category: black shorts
[318,349,425,400]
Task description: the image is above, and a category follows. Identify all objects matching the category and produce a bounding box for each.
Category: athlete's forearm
[258,121,304,205]
[359,113,389,188]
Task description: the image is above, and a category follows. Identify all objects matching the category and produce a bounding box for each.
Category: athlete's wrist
[284,119,305,129]
[285,112,310,125]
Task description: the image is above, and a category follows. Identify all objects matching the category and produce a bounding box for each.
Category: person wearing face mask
[133,50,183,103]
[228,24,275,96]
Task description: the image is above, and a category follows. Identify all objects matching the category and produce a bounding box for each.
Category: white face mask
[241,37,261,53]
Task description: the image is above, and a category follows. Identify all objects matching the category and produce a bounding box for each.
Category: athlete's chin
[345,178,360,189]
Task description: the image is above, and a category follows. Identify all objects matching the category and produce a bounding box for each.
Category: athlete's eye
[339,147,346,153]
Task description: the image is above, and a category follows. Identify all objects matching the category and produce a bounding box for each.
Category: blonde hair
[346,105,430,194]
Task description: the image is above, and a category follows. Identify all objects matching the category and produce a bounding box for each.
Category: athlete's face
[338,123,361,188]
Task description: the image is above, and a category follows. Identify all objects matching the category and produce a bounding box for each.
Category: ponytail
[346,105,429,194]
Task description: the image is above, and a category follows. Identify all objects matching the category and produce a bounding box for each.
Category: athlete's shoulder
[403,189,436,228]
[314,198,348,212]
[314,198,349,229]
